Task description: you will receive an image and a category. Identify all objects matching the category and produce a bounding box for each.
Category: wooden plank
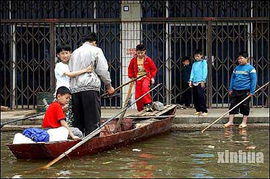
[140,105,170,116]
[128,114,175,119]
[141,111,154,116]
[135,110,147,116]
[153,105,177,116]
[1,106,9,111]
[143,110,160,116]
[128,104,177,118]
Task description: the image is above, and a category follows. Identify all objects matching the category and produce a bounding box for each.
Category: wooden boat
[7,105,176,159]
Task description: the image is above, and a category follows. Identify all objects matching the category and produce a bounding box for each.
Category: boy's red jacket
[128,56,157,79]
[42,101,65,128]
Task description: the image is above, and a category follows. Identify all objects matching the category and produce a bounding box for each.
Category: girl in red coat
[128,44,157,111]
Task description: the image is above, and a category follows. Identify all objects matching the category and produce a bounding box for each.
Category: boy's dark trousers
[193,84,207,113]
[229,90,250,116]
[71,90,101,136]
[180,82,191,107]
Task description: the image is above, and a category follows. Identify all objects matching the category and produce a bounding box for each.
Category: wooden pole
[113,81,134,133]
[0,112,45,128]
[40,83,162,169]
[1,99,48,128]
[201,82,269,133]
[101,73,146,98]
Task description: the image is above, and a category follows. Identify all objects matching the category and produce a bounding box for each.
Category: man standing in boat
[128,44,157,112]
[69,32,115,136]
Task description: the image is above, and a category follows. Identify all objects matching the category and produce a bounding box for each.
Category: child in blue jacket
[189,50,208,116]
[224,51,257,128]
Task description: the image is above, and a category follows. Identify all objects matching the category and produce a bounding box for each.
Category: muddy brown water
[1,129,269,178]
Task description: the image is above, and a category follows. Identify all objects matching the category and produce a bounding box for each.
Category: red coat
[42,102,65,128]
[128,56,157,79]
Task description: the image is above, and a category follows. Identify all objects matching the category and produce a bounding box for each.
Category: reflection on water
[1,129,269,178]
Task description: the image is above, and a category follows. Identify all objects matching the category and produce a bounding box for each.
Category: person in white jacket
[69,32,115,136]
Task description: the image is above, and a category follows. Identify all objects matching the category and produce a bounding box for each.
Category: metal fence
[0,20,121,109]
[142,18,269,108]
[0,0,269,109]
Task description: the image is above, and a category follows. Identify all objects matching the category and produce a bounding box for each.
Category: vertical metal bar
[43,25,46,92]
[10,24,16,109]
[262,21,269,107]
[248,19,254,106]
[179,22,182,96]
[226,21,230,108]
[93,1,97,32]
[219,21,222,107]
[213,21,217,108]
[165,0,170,104]
[9,1,16,109]
[26,23,30,109]
[118,22,121,108]
[267,20,270,108]
[185,22,187,58]
[261,20,266,107]
[11,27,16,109]
[206,20,213,108]
[179,22,182,99]
[20,24,23,109]
[49,23,56,93]
[221,21,224,107]
[213,22,217,107]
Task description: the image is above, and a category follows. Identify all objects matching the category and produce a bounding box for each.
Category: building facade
[0,0,269,109]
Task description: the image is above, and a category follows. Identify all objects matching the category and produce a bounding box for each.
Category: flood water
[1,128,269,178]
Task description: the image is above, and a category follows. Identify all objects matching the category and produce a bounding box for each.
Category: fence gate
[1,1,269,109]
[0,20,121,109]
[141,18,269,108]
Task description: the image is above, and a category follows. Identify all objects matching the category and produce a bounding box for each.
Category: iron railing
[0,0,269,109]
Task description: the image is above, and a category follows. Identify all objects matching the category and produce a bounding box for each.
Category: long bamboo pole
[1,99,48,128]
[40,83,162,169]
[101,73,146,98]
[113,82,134,133]
[201,82,269,133]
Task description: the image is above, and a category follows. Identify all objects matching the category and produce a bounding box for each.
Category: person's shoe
[239,123,247,129]
[223,122,234,128]
[144,104,153,112]
[194,112,201,115]
[200,112,208,116]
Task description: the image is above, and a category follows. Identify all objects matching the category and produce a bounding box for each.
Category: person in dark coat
[179,56,192,109]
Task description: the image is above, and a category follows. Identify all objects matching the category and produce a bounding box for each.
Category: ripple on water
[1,129,269,178]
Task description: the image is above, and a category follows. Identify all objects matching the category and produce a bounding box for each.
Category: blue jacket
[229,64,257,94]
[22,128,49,142]
[189,59,208,83]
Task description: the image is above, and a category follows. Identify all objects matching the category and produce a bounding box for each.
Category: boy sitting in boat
[41,86,83,141]
[12,86,82,144]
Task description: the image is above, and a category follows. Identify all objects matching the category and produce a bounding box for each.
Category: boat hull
[7,105,176,159]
